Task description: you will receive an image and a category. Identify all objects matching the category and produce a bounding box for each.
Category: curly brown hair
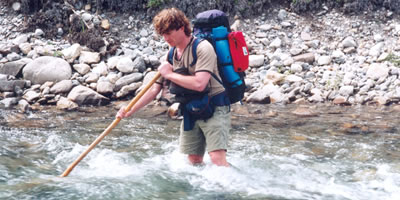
[153,8,191,36]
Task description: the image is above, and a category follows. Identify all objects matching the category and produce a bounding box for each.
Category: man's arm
[158,62,211,92]
[116,83,162,119]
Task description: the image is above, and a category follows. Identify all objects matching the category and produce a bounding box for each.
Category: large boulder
[67,85,110,106]
[22,56,72,85]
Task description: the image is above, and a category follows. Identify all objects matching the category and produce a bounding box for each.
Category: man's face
[162,27,185,47]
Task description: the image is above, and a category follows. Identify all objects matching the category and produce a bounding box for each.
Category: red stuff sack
[228,31,249,72]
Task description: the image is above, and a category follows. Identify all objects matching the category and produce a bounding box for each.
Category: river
[0,103,399,200]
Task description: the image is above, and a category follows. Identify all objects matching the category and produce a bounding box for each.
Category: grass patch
[384,52,400,67]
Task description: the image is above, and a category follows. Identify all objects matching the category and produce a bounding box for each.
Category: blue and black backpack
[168,9,247,104]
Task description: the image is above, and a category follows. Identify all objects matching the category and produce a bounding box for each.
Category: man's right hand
[116,107,130,119]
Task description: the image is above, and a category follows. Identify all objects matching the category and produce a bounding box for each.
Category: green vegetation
[292,0,312,3]
[81,20,86,32]
[384,52,400,67]
[147,0,165,8]
[325,74,343,91]
[53,51,63,57]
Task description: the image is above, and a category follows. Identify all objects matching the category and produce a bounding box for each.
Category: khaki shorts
[179,105,231,156]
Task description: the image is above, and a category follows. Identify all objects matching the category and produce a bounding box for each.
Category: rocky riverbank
[1,2,400,113]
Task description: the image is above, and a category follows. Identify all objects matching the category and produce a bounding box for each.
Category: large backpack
[192,9,248,104]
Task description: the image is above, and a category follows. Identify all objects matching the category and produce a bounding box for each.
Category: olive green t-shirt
[158,37,225,97]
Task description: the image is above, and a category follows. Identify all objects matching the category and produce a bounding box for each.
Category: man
[116,8,231,167]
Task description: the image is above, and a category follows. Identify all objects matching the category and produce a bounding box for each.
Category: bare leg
[209,149,229,167]
[188,154,204,165]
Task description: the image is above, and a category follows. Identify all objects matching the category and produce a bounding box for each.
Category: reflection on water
[0,104,399,200]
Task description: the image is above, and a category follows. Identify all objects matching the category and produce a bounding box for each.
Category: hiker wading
[116,8,231,167]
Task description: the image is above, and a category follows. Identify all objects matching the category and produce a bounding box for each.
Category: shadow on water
[0,103,400,200]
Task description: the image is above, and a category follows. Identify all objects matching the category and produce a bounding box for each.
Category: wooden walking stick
[60,72,161,177]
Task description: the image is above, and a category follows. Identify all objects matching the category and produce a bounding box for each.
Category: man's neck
[176,35,192,51]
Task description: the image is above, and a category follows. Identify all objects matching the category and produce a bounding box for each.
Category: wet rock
[2,92,14,98]
[0,97,19,108]
[291,134,307,141]
[247,84,284,104]
[309,89,324,102]
[23,90,40,103]
[333,96,350,105]
[292,107,318,117]
[17,99,30,112]
[56,96,78,110]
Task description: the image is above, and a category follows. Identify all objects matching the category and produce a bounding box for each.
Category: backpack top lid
[193,10,231,36]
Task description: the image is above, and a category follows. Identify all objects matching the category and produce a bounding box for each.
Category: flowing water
[0,104,399,200]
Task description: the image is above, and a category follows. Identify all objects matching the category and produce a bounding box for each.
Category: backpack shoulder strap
[167,47,175,65]
[190,37,204,67]
[168,38,202,67]
[191,37,223,86]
